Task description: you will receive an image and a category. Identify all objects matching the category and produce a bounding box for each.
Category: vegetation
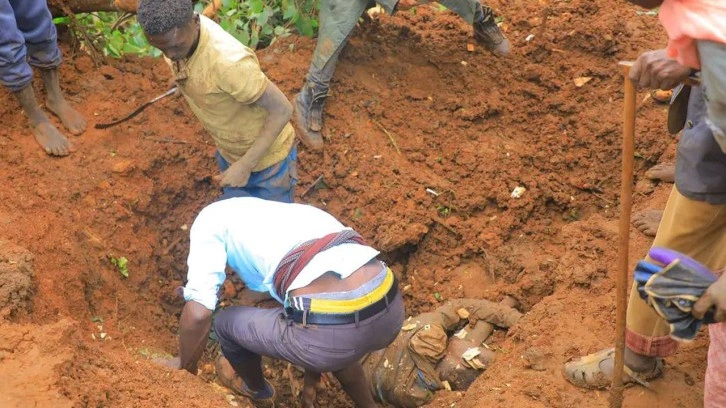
[53,0,319,58]
[109,255,129,278]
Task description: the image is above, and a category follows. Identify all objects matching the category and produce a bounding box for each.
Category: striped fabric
[273,229,365,300]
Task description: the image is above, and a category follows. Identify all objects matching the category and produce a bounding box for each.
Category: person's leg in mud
[697,41,726,154]
[12,0,86,136]
[435,0,510,56]
[293,0,370,150]
[565,187,726,389]
[215,146,298,202]
[0,0,71,156]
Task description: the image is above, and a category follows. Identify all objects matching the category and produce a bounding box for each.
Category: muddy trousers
[697,40,726,155]
[624,187,726,407]
[0,0,61,92]
[306,0,487,90]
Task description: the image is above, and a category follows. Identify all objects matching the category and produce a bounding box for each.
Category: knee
[213,308,235,342]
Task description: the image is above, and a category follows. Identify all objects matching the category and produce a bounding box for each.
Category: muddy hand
[630,49,692,90]
[215,160,253,188]
[694,273,726,323]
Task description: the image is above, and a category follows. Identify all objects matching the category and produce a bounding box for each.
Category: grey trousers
[308,0,485,89]
[214,292,405,373]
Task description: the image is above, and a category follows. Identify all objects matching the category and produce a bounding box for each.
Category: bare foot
[41,68,87,135]
[633,209,663,237]
[32,122,72,156]
[46,97,87,135]
[645,163,675,183]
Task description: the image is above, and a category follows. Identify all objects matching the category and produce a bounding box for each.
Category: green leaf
[53,16,71,25]
[283,4,298,20]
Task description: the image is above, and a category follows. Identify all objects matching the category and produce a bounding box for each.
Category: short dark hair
[137,0,194,35]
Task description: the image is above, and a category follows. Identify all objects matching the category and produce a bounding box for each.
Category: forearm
[236,82,293,170]
[178,301,213,374]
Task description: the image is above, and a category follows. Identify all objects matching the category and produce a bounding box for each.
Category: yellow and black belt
[285,268,398,326]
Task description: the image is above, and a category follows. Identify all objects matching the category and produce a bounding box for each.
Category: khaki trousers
[625,187,726,356]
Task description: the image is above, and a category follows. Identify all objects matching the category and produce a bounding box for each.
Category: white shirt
[183,197,380,310]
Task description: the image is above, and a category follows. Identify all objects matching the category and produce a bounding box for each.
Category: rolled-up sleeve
[183,213,229,311]
[217,55,268,104]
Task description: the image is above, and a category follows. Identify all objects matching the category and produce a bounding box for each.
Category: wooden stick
[610,62,637,408]
[301,175,324,197]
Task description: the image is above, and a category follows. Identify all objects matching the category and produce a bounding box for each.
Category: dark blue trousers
[0,0,61,92]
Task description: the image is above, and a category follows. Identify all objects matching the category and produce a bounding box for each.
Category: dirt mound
[0,240,35,319]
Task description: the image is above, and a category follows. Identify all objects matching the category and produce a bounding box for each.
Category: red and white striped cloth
[706,322,726,408]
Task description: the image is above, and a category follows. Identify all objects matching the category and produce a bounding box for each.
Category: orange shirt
[659,0,726,69]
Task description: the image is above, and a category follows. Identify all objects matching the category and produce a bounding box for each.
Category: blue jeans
[215,146,298,203]
[0,0,61,91]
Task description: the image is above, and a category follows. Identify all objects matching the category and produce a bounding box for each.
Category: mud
[0,240,35,319]
[0,0,709,407]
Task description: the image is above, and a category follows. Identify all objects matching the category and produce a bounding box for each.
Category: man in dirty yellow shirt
[138,0,297,202]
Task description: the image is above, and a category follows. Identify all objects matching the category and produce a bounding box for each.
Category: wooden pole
[610,62,637,408]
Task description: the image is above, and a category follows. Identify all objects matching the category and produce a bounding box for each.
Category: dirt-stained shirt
[166,15,294,171]
[361,299,522,408]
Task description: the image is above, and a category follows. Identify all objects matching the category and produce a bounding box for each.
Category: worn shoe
[215,356,276,407]
[291,81,327,150]
[563,348,663,390]
[473,6,510,57]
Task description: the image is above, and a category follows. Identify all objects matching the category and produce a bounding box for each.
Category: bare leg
[302,370,321,408]
[40,68,86,135]
[333,362,376,408]
[12,83,70,156]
